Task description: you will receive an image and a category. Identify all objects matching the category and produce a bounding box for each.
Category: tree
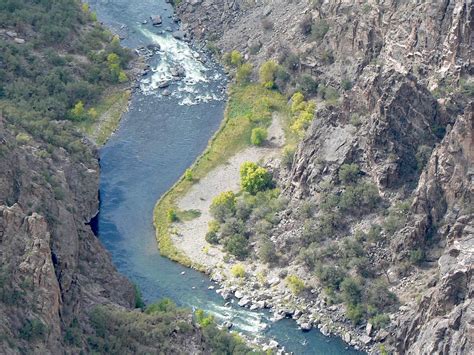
[259,60,279,88]
[290,92,305,113]
[240,162,273,195]
[210,191,236,222]
[250,127,267,146]
[230,50,243,67]
[70,101,86,121]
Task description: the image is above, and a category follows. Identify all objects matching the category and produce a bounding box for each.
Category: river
[88,0,362,353]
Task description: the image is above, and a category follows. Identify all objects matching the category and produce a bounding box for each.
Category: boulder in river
[150,15,162,26]
[238,297,250,307]
[300,322,313,331]
[172,30,186,40]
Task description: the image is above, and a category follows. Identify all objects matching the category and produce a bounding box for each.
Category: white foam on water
[139,28,222,106]
[201,303,268,333]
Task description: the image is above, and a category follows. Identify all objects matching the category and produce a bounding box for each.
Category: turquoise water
[90,0,362,353]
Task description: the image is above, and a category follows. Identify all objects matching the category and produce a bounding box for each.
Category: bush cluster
[289,92,316,136]
[207,185,285,261]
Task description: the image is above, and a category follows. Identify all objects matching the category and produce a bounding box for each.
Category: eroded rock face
[0,116,134,353]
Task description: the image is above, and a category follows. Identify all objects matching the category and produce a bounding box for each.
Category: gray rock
[150,15,162,26]
[172,31,186,40]
[366,322,373,336]
[359,335,372,345]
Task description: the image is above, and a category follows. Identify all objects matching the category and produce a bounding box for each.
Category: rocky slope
[176,0,473,353]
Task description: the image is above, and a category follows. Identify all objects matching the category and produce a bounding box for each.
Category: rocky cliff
[0,115,136,353]
[176,0,473,353]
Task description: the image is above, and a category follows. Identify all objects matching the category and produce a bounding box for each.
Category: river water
[88,0,361,353]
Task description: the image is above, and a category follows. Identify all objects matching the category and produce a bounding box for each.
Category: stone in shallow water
[150,15,162,26]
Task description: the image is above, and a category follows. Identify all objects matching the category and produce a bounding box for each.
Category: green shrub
[410,248,424,265]
[184,168,194,181]
[230,50,243,67]
[282,145,296,169]
[366,280,397,312]
[281,52,300,72]
[210,191,237,222]
[341,79,353,91]
[231,264,246,278]
[298,74,319,95]
[240,162,273,195]
[205,230,219,245]
[367,224,383,242]
[15,133,31,145]
[145,298,176,314]
[258,237,277,264]
[259,60,279,87]
[311,20,329,40]
[338,182,380,214]
[224,234,249,260]
[195,309,214,327]
[286,275,306,295]
[250,127,268,146]
[340,277,363,306]
[134,284,145,309]
[220,218,245,237]
[318,85,339,101]
[338,163,360,184]
[317,266,346,290]
[346,303,364,325]
[167,209,178,223]
[383,200,411,235]
[206,221,220,244]
[19,319,47,341]
[236,63,252,83]
[370,313,390,329]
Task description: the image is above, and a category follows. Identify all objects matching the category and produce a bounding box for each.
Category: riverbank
[81,88,131,146]
[153,83,288,269]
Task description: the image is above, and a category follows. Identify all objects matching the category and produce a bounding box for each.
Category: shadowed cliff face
[0,116,135,352]
[176,0,473,352]
[393,104,473,355]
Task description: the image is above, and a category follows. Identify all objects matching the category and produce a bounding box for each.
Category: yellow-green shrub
[286,274,306,295]
[231,264,246,278]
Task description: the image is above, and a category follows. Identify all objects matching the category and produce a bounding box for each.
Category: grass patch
[153,83,287,269]
[79,88,131,145]
[176,209,201,221]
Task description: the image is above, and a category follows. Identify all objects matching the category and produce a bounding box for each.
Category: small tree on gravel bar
[240,162,273,195]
